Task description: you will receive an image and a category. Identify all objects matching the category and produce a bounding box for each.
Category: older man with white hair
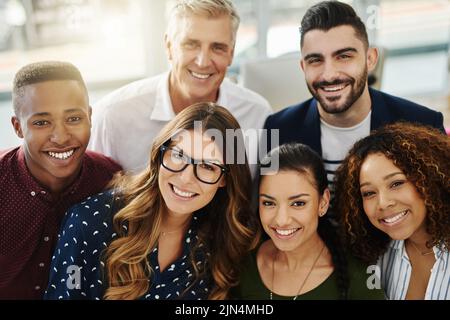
[89,0,272,173]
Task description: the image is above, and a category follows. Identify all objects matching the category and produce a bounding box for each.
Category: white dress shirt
[378,240,450,300]
[89,72,272,173]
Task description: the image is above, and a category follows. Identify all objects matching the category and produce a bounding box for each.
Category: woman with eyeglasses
[44,103,260,300]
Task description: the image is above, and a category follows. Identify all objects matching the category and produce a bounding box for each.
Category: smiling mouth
[272,227,302,237]
[170,183,199,199]
[190,71,212,80]
[380,210,409,225]
[46,149,76,160]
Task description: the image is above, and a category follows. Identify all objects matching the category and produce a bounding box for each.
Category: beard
[307,67,368,114]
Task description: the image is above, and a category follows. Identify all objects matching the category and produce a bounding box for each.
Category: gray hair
[166,0,240,45]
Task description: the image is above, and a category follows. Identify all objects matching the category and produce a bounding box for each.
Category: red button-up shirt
[0,146,121,299]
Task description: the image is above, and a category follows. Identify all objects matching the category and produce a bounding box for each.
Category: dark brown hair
[335,122,450,263]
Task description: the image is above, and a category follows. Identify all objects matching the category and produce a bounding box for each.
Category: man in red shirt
[0,61,122,299]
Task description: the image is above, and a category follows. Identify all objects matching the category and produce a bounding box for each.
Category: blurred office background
[1,0,449,149]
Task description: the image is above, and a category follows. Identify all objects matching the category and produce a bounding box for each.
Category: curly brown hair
[335,122,450,263]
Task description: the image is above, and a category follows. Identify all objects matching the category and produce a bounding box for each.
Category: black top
[44,190,211,300]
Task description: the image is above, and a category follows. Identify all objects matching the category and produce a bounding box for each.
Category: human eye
[390,180,405,189]
[212,44,227,52]
[183,40,197,49]
[199,162,215,171]
[307,57,321,65]
[67,116,81,123]
[291,201,306,207]
[32,120,50,127]
[338,54,352,60]
[261,200,275,207]
[361,190,375,198]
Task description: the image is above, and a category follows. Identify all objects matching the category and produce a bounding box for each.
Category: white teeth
[172,185,196,198]
[382,210,408,224]
[48,149,75,160]
[191,71,210,79]
[322,84,346,92]
[275,228,299,236]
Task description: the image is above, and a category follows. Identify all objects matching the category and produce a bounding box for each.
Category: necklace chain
[270,244,325,300]
[409,240,434,256]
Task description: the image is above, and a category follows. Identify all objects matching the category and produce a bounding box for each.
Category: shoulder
[264,99,314,128]
[374,89,443,124]
[346,254,385,299]
[83,150,122,172]
[221,78,272,111]
[63,190,121,238]
[0,146,19,169]
[92,74,163,115]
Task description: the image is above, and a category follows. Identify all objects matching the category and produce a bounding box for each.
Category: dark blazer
[264,88,445,156]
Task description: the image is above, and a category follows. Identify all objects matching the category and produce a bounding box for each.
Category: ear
[164,34,173,62]
[366,47,378,73]
[218,176,226,188]
[88,105,93,126]
[318,188,331,217]
[300,58,305,72]
[228,46,235,66]
[11,116,24,138]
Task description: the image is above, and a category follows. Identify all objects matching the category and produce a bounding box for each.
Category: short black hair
[300,1,369,48]
[12,61,87,116]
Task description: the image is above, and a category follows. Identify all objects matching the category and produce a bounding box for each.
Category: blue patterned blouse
[44,190,212,300]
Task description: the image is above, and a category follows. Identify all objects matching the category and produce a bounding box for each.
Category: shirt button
[43,236,50,242]
[31,191,36,196]
[39,263,45,268]
[34,286,41,291]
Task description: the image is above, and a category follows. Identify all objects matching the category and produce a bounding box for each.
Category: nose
[321,59,339,82]
[274,205,291,227]
[178,164,197,184]
[49,123,71,145]
[377,190,395,211]
[195,47,212,68]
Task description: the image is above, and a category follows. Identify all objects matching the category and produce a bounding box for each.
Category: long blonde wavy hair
[103,102,260,299]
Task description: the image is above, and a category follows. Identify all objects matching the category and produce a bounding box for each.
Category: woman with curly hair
[233,143,384,299]
[335,122,450,300]
[45,102,260,300]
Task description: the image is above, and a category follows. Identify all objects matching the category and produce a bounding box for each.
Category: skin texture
[301,25,378,127]
[11,80,91,194]
[166,13,234,113]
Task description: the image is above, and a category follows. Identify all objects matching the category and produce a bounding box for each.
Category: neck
[407,228,433,252]
[161,209,193,234]
[168,72,219,114]
[24,153,81,194]
[318,85,372,128]
[277,234,326,271]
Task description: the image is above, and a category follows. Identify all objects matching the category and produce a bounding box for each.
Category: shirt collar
[150,72,227,121]
[389,239,447,261]
[151,72,176,122]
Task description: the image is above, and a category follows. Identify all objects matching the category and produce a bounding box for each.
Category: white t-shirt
[89,72,272,174]
[320,111,371,192]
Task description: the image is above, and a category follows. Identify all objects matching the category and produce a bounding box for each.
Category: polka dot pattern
[44,190,212,300]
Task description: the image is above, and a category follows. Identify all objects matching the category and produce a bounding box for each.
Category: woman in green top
[234,143,384,300]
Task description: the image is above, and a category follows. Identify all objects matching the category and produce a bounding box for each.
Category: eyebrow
[30,108,85,118]
[171,147,223,164]
[360,172,404,188]
[303,47,357,61]
[260,193,310,200]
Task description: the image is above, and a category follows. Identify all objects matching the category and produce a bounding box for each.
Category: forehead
[170,129,224,162]
[175,13,233,44]
[301,25,365,55]
[360,153,402,179]
[19,80,88,115]
[260,170,317,193]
